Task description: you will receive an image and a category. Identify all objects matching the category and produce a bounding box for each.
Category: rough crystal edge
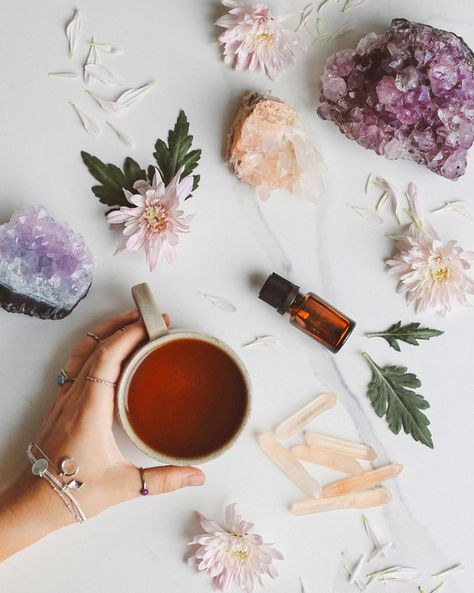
[226,91,280,172]
[392,18,474,63]
[0,281,92,320]
[317,17,474,180]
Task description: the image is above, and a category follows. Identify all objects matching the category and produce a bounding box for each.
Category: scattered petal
[86,82,156,116]
[347,203,384,224]
[367,566,422,582]
[329,20,355,41]
[84,37,99,84]
[363,515,381,549]
[106,121,134,146]
[90,39,122,54]
[317,0,332,12]
[343,564,364,591]
[116,81,156,108]
[48,71,78,78]
[87,90,127,115]
[295,3,314,32]
[342,0,366,12]
[84,64,120,86]
[365,172,373,195]
[200,292,237,312]
[65,9,81,58]
[432,201,474,221]
[69,101,101,136]
[299,576,307,593]
[374,177,400,223]
[363,515,393,561]
[350,555,366,584]
[432,563,464,578]
[405,182,423,228]
[369,540,393,562]
[376,191,390,212]
[243,336,282,352]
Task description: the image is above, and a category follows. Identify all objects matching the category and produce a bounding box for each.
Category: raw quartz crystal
[0,206,93,319]
[318,18,474,179]
[227,92,324,201]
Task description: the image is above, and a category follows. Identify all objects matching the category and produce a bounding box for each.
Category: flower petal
[69,101,101,136]
[65,9,81,58]
[106,121,134,146]
[84,64,120,86]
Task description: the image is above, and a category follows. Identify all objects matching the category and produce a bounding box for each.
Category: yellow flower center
[144,205,166,231]
[430,256,449,281]
[227,549,250,560]
[254,32,273,44]
[226,534,250,560]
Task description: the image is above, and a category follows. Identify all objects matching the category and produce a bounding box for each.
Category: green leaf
[362,352,433,448]
[152,110,201,194]
[366,321,444,352]
[81,151,146,208]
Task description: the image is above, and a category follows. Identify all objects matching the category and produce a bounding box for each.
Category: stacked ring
[56,369,76,386]
[85,376,117,387]
[86,332,102,343]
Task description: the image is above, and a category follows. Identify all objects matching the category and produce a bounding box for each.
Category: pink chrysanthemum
[215,0,307,81]
[188,504,283,593]
[106,167,194,271]
[387,184,474,316]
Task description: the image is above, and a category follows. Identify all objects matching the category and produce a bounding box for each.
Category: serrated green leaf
[147,164,156,184]
[362,352,433,448]
[123,157,146,187]
[81,151,146,208]
[152,110,201,194]
[367,321,444,351]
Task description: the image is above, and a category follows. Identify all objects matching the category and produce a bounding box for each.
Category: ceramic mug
[116,283,252,465]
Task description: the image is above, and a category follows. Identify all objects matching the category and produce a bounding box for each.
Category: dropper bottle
[258,273,355,353]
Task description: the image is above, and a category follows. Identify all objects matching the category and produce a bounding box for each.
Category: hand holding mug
[0,309,205,562]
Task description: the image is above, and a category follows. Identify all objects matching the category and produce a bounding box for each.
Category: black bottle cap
[258,273,300,315]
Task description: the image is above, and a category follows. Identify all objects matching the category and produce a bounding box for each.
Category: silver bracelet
[27,443,87,523]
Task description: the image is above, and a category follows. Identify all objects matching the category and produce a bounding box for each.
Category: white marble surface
[0,0,473,591]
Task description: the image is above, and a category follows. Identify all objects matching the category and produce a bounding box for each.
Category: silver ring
[58,456,79,478]
[86,376,117,387]
[87,332,102,343]
[56,368,76,386]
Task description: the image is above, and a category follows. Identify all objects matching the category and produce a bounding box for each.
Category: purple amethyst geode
[0,206,93,319]
[317,18,474,179]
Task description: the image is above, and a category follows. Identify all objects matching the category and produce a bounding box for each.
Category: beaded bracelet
[26,443,87,523]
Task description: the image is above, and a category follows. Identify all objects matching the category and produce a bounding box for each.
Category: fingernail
[183,473,205,487]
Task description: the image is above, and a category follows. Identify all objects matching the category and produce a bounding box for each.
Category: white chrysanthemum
[215,0,307,80]
[387,184,474,316]
[188,504,283,593]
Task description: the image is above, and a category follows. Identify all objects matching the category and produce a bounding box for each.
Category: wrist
[0,467,74,562]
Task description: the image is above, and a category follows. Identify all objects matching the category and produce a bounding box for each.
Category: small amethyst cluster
[318,18,474,179]
[0,206,93,319]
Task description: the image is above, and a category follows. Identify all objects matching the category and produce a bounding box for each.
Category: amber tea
[125,337,249,461]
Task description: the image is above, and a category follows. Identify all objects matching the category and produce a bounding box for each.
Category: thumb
[143,466,205,495]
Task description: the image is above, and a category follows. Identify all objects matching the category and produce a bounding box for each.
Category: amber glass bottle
[258,273,355,353]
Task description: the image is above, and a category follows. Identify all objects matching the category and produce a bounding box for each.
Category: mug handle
[131,283,169,341]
